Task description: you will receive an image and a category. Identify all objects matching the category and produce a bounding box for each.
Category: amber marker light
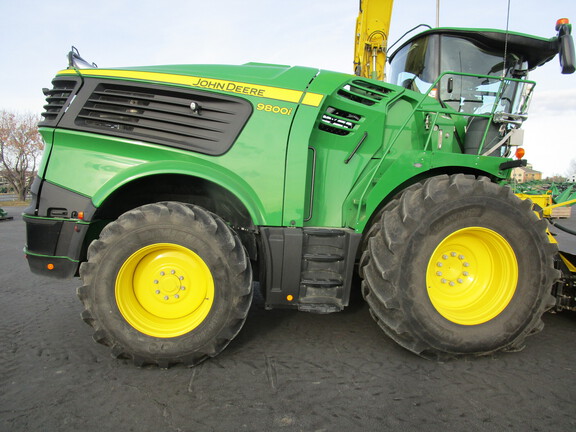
[77,211,84,220]
[287,295,294,301]
[515,147,525,159]
[556,18,570,30]
[47,263,55,270]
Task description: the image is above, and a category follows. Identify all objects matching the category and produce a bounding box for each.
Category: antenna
[436,0,440,27]
[503,0,511,77]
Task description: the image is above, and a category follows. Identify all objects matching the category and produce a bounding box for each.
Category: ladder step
[303,228,345,237]
[299,295,343,305]
[303,253,344,262]
[300,278,342,288]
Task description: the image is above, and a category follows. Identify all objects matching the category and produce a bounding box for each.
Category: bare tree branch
[0,111,44,201]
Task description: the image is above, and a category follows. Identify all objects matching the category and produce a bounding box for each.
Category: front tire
[78,202,252,367]
[360,174,558,358]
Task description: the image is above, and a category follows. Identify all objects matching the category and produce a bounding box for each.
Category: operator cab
[388,24,574,157]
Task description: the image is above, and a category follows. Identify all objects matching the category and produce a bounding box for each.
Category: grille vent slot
[319,107,362,136]
[73,81,252,156]
[337,80,391,106]
[39,78,80,126]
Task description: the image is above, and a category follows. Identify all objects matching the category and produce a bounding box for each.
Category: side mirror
[556,19,575,74]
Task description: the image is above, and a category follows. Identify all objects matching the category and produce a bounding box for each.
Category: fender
[92,159,267,226]
[346,150,509,232]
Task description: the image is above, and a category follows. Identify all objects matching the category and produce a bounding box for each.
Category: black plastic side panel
[260,227,303,309]
[34,181,97,220]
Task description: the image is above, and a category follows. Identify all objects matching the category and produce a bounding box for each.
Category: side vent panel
[338,79,391,106]
[319,107,362,136]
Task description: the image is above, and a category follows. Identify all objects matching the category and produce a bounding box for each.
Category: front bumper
[24,215,90,278]
[24,177,98,279]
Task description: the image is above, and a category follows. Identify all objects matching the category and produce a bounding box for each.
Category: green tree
[0,111,44,201]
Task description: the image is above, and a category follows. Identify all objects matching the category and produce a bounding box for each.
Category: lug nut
[441,279,447,284]
[451,252,457,257]
[463,262,470,267]
[174,294,179,299]
[449,281,455,287]
[153,280,159,284]
[436,271,443,276]
[171,270,176,275]
[457,278,463,284]
[160,271,165,276]
[437,262,443,267]
[155,290,161,294]
[179,276,184,280]
[163,296,169,300]
[459,255,465,260]
[180,286,186,291]
[463,271,469,276]
[442,254,448,260]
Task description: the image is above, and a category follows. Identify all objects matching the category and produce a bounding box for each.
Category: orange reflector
[515,147,525,159]
[287,295,294,302]
[77,211,84,220]
[47,263,55,270]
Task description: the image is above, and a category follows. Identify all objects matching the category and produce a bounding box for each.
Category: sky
[1,0,575,177]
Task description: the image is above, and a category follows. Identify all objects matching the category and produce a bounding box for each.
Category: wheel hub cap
[426,227,518,325]
[116,243,214,338]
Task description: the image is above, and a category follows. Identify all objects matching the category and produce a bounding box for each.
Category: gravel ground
[1,206,575,432]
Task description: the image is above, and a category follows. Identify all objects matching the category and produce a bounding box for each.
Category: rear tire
[78,202,252,367]
[360,174,558,358]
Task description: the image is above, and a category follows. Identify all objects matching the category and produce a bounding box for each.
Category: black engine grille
[69,81,252,155]
[39,78,80,127]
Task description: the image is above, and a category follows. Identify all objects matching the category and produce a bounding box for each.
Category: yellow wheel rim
[426,227,518,325]
[116,243,214,338]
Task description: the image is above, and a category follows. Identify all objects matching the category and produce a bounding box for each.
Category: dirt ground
[1,206,575,432]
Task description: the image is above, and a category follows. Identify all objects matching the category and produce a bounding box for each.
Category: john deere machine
[24,1,576,366]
